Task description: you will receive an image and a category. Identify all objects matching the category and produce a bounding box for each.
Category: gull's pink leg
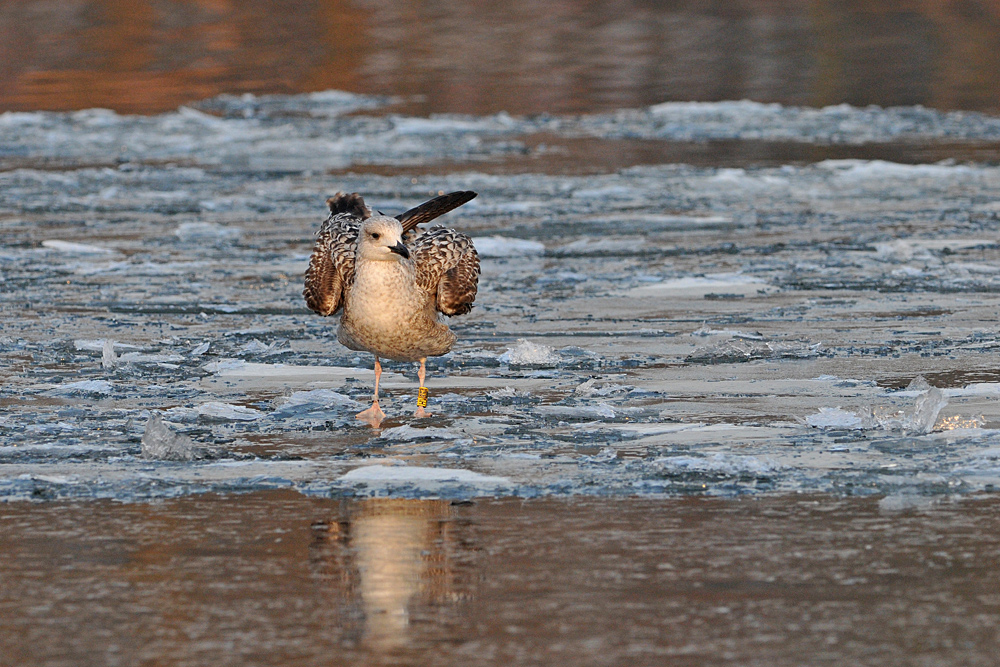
[356,357,386,427]
[414,357,431,418]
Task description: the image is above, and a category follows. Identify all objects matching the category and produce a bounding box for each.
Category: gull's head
[357,216,409,262]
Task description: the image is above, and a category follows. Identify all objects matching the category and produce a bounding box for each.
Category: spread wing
[302,193,368,316]
[397,191,477,234]
[410,226,480,316]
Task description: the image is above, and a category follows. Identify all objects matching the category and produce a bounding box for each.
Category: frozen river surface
[3,93,1000,502]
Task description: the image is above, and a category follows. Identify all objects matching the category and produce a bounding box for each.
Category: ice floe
[41,240,117,254]
[163,402,263,422]
[340,464,511,488]
[47,380,115,396]
[630,273,775,297]
[473,236,546,257]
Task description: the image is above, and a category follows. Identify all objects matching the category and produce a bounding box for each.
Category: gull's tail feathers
[397,191,477,233]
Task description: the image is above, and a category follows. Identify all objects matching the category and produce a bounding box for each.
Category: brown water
[3,492,1000,666]
[2,0,1000,116]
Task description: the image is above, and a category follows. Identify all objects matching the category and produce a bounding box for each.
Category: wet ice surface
[4,92,1000,501]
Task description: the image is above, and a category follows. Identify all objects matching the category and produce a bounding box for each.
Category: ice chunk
[691,325,764,339]
[379,425,463,441]
[75,339,140,352]
[653,453,780,475]
[631,272,775,297]
[238,339,273,355]
[164,402,263,422]
[499,339,559,365]
[270,389,362,418]
[141,413,202,461]
[102,339,116,370]
[806,407,863,430]
[41,240,116,254]
[535,403,617,420]
[49,379,114,396]
[116,352,186,364]
[473,236,545,257]
[861,386,948,435]
[908,387,948,435]
[202,358,246,373]
[686,339,820,364]
[198,402,262,421]
[487,386,521,399]
[190,342,210,356]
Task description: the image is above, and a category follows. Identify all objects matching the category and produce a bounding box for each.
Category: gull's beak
[389,241,410,259]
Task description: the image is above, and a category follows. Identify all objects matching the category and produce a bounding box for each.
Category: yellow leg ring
[417,387,429,408]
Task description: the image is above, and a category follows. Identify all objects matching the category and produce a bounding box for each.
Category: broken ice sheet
[378,425,464,442]
[46,380,115,396]
[653,453,781,476]
[162,402,263,422]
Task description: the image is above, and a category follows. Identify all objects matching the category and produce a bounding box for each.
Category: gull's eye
[371,232,380,240]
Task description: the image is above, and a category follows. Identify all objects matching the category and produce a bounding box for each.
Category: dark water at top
[2,0,1000,115]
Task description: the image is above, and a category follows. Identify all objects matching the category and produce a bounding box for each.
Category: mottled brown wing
[397,191,477,233]
[302,193,368,316]
[411,226,480,316]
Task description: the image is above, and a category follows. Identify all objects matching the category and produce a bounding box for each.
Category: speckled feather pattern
[303,192,479,362]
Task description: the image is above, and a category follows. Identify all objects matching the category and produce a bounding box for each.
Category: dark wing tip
[396,190,478,232]
[326,192,371,219]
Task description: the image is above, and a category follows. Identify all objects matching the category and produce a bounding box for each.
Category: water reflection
[3,493,1000,664]
[1,0,999,115]
[309,499,469,652]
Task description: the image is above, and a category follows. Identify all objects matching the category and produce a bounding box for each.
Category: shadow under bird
[303,190,480,427]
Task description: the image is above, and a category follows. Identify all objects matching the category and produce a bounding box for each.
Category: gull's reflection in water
[309,498,471,651]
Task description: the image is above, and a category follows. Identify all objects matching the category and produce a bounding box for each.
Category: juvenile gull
[303,191,480,427]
